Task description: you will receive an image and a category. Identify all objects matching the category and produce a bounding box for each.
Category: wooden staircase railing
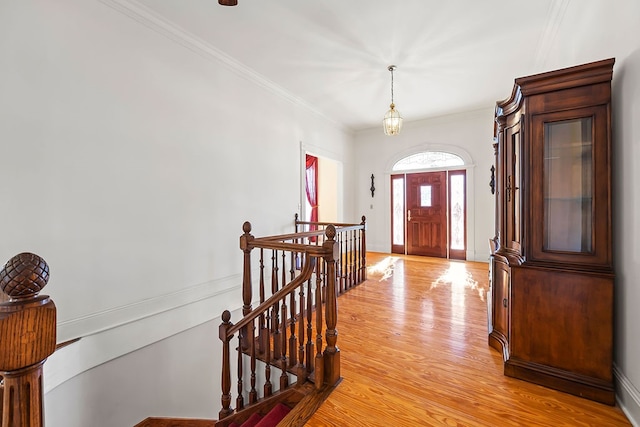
[294,214,367,294]
[0,253,57,427]
[216,217,366,426]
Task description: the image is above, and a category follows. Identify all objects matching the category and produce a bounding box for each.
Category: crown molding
[97,0,347,132]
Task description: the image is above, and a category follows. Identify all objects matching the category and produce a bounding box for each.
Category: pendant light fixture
[383,65,403,136]
[218,0,238,5]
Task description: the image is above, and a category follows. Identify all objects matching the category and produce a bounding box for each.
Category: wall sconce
[370,174,375,197]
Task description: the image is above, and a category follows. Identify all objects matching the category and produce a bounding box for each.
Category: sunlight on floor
[367,256,398,281]
[431,261,485,302]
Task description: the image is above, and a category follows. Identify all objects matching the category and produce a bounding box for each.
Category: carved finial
[325,225,336,240]
[0,252,50,299]
[294,213,299,221]
[242,221,252,234]
[361,215,366,224]
[222,310,231,323]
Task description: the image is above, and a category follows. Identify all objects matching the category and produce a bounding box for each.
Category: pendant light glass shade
[383,65,402,136]
[383,103,403,136]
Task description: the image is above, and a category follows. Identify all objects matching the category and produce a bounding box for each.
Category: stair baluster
[264,307,273,398]
[271,251,281,360]
[236,331,244,411]
[258,249,266,356]
[361,216,367,282]
[305,275,314,374]
[314,261,324,389]
[340,232,346,293]
[288,288,297,368]
[281,251,287,297]
[280,299,288,390]
[249,320,257,405]
[351,229,356,289]
[219,311,233,419]
[297,281,306,383]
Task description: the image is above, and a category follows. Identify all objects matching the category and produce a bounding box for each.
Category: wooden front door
[406,172,447,257]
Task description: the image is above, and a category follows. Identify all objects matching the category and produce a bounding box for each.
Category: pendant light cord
[389,65,396,106]
[391,67,394,105]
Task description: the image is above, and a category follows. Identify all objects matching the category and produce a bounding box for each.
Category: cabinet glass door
[530,106,609,267]
[543,118,593,253]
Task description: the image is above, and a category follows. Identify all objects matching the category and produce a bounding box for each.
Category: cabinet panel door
[529,106,611,267]
[492,260,510,339]
[510,267,613,381]
[503,117,523,253]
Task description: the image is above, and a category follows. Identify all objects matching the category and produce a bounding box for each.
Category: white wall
[0,1,354,426]
[540,2,640,423]
[612,48,640,426]
[353,108,495,261]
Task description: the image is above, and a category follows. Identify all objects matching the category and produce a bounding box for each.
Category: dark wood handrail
[246,240,334,255]
[255,225,364,243]
[294,220,362,227]
[294,213,367,229]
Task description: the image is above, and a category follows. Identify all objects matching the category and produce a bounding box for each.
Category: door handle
[407,209,412,222]
[506,175,519,203]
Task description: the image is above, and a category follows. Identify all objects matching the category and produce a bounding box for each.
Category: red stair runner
[228,403,291,427]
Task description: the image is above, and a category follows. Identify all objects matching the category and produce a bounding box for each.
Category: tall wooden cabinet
[488,58,615,404]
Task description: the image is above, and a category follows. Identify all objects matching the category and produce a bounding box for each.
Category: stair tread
[254,403,291,427]
[238,412,263,427]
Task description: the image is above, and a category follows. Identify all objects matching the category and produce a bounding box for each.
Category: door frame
[387,146,475,260]
[300,144,344,225]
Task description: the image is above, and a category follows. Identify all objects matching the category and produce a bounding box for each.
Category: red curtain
[305,155,318,237]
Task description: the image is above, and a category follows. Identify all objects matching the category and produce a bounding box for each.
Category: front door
[406,172,447,257]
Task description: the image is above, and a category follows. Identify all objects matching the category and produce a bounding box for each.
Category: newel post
[0,253,56,427]
[239,222,254,349]
[361,215,367,281]
[322,225,340,386]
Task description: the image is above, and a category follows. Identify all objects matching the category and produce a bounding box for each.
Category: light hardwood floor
[305,253,630,426]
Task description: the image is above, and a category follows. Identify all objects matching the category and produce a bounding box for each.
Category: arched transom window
[392,151,464,171]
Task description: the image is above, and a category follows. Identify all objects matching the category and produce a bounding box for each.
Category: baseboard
[470,251,490,263]
[615,364,640,427]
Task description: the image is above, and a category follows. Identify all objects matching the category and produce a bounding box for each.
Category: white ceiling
[133,0,633,132]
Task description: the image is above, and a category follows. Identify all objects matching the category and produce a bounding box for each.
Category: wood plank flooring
[305,253,630,426]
